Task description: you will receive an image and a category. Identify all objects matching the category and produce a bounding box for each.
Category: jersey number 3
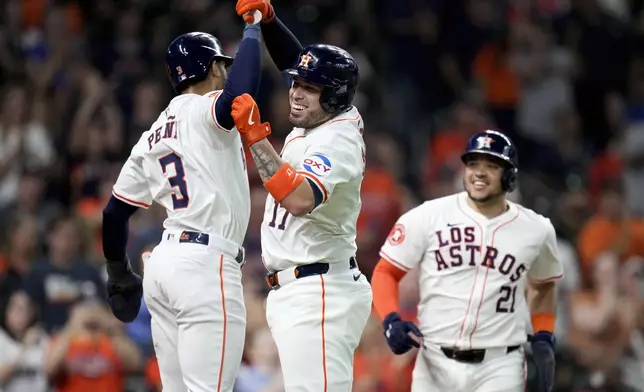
[159,152,189,209]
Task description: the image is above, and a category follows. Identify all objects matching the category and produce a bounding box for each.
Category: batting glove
[236,0,275,23]
[382,312,424,355]
[530,331,556,392]
[106,257,143,323]
[231,94,272,146]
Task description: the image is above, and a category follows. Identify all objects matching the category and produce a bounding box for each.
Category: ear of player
[382,312,424,355]
[236,0,274,24]
[231,94,271,146]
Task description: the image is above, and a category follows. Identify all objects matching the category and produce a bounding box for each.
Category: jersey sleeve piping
[112,190,151,209]
[298,171,329,202]
[280,135,305,155]
[379,250,410,272]
[529,274,563,284]
[209,91,230,132]
[327,112,361,126]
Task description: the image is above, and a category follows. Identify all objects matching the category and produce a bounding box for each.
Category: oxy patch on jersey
[302,153,332,177]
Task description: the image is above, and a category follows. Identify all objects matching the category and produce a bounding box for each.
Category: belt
[175,231,245,266]
[440,345,520,364]
[266,257,357,290]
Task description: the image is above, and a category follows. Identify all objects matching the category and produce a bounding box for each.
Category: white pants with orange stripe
[143,234,246,392]
[266,265,372,391]
[411,343,526,392]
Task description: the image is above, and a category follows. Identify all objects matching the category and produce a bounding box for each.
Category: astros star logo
[299,52,314,69]
[476,135,495,149]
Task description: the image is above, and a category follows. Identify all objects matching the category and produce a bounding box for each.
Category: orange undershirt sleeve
[371,258,407,321]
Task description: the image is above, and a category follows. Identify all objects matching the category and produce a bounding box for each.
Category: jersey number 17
[268,200,289,230]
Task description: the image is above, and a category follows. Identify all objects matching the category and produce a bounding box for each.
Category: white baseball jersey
[261,107,365,271]
[380,192,563,349]
[112,90,250,245]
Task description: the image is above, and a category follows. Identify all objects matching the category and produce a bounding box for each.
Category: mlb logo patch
[302,153,332,177]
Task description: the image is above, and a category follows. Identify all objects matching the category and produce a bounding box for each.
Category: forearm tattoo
[249,140,283,182]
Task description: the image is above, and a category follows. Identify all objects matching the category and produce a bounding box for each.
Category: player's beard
[463,178,504,205]
[289,107,332,129]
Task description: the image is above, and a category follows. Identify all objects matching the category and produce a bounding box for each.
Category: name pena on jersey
[434,226,525,282]
[147,116,178,150]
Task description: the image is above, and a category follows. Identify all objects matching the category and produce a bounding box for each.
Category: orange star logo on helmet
[298,52,314,69]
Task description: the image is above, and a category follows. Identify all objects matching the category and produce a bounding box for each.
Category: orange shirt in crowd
[353,310,417,392]
[145,356,162,392]
[0,255,8,275]
[353,351,414,392]
[22,0,82,33]
[577,217,644,272]
[54,334,124,392]
[586,153,623,209]
[423,129,470,185]
[472,44,520,108]
[356,167,403,275]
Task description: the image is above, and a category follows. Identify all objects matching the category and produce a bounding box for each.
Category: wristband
[531,312,556,333]
[264,163,303,202]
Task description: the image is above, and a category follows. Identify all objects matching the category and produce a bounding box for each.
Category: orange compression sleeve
[372,258,407,321]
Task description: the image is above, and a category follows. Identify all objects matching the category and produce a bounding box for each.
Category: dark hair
[601,179,625,196]
[1,290,40,342]
[0,214,36,256]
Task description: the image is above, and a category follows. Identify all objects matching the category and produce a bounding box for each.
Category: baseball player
[371,130,562,392]
[231,1,372,390]
[101,22,263,392]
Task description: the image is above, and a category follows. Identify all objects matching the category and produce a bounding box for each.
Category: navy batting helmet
[461,130,518,192]
[165,32,233,92]
[285,44,359,113]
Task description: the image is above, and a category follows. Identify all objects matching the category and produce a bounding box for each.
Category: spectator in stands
[0,214,39,327]
[44,300,142,392]
[568,252,639,390]
[577,181,644,285]
[144,356,161,392]
[0,83,55,209]
[24,214,105,333]
[357,133,404,278]
[353,315,415,392]
[0,290,48,392]
[0,169,59,235]
[621,57,644,217]
[235,327,283,392]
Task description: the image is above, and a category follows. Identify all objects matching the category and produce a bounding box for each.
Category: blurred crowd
[1,0,644,391]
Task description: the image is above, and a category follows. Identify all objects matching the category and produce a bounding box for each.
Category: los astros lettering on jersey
[112,90,250,245]
[380,192,563,349]
[261,107,365,271]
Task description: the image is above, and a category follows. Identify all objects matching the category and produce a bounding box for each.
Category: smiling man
[229,0,372,391]
[371,130,562,392]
